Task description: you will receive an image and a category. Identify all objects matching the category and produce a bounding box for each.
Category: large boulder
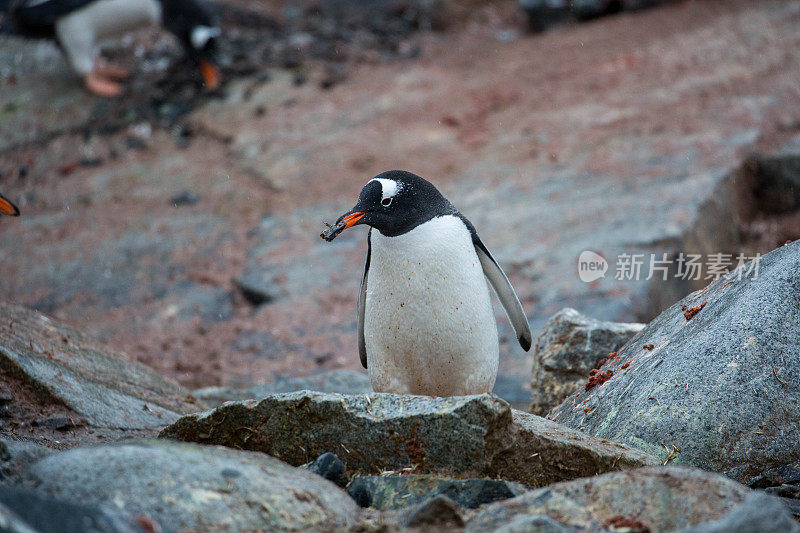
[467,466,799,533]
[0,438,55,484]
[0,303,202,430]
[22,440,358,532]
[550,242,800,484]
[160,391,656,486]
[530,308,643,415]
[0,485,151,533]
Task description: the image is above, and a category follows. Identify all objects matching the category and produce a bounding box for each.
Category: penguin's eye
[381,198,393,207]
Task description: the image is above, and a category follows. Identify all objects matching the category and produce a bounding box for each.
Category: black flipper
[458,214,532,351]
[357,229,371,368]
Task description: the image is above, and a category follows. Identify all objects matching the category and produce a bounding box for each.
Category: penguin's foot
[84,72,124,97]
[95,63,130,80]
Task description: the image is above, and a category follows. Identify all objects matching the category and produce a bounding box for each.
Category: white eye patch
[369,178,400,202]
[191,26,221,50]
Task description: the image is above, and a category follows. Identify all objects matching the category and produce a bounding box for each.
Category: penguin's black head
[160,0,222,89]
[323,171,455,240]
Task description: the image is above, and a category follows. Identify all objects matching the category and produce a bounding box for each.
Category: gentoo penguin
[8,0,222,96]
[0,193,20,216]
[322,170,532,396]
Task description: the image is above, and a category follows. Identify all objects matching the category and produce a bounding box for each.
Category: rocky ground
[0,0,799,530]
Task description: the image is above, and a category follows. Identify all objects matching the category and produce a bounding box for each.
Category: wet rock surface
[0,303,202,438]
[160,391,656,485]
[530,308,643,415]
[22,439,359,532]
[467,466,797,533]
[551,243,800,484]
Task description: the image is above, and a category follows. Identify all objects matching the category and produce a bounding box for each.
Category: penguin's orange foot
[85,72,124,97]
[95,63,130,80]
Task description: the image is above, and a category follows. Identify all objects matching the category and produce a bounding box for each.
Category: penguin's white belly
[55,0,162,74]
[365,215,499,396]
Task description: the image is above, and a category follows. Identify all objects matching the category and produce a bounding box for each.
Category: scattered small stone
[125,137,148,150]
[403,494,465,529]
[233,271,284,306]
[0,386,13,406]
[38,416,74,431]
[80,158,103,167]
[643,344,654,350]
[304,452,348,488]
[220,468,242,479]
[292,72,308,86]
[169,191,200,207]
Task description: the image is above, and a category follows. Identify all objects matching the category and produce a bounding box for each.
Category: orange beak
[341,211,366,229]
[199,58,221,90]
[0,194,20,216]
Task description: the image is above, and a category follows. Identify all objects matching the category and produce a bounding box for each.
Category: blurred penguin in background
[6,0,222,96]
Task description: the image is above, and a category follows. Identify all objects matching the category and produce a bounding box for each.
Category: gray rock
[0,35,95,152]
[160,391,656,486]
[347,474,526,510]
[749,153,800,214]
[0,438,55,484]
[234,268,286,306]
[0,303,202,429]
[530,308,643,415]
[23,440,358,532]
[469,466,768,532]
[748,463,800,489]
[193,369,372,407]
[0,485,150,533]
[402,494,465,529]
[520,0,672,30]
[0,502,39,533]
[493,411,657,487]
[550,243,800,484]
[304,452,348,488]
[677,491,800,533]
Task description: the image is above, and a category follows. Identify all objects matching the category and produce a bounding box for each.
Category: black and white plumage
[0,193,20,216]
[322,170,532,396]
[7,0,221,95]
